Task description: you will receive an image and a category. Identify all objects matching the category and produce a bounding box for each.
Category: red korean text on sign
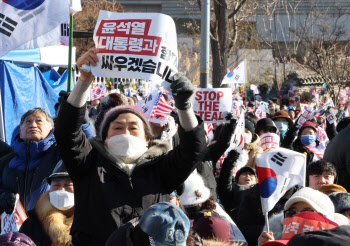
[96,19,162,56]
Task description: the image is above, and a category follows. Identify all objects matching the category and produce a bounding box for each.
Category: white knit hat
[284,187,335,220]
[180,171,211,206]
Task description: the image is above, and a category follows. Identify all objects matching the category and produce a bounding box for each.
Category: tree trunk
[211,0,229,88]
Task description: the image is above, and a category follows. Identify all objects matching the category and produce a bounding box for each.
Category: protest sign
[297,104,313,128]
[258,133,280,152]
[216,110,245,176]
[250,84,259,95]
[1,194,27,234]
[191,88,232,123]
[300,104,309,114]
[92,11,178,91]
[325,107,343,124]
[232,101,241,118]
[256,148,306,215]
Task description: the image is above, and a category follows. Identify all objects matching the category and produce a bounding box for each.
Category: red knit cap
[299,121,317,134]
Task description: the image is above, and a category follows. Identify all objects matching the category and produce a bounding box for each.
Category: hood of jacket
[90,137,171,175]
[35,191,73,246]
[9,130,56,172]
[244,134,261,151]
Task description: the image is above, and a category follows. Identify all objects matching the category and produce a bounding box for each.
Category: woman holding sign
[54,48,206,246]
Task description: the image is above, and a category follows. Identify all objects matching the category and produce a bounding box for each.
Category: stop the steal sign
[191,88,232,123]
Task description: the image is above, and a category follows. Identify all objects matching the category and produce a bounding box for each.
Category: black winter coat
[324,125,350,191]
[197,122,236,198]
[0,140,12,159]
[20,209,52,246]
[54,102,207,246]
[281,126,316,166]
[217,153,300,246]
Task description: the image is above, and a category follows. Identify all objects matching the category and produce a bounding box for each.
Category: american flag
[255,103,266,119]
[150,94,173,119]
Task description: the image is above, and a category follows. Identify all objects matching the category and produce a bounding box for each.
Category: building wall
[118,0,200,19]
[255,0,350,42]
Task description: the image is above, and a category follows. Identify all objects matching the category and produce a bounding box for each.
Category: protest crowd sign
[91,11,178,91]
[191,88,232,123]
[1,194,27,235]
[4,3,350,246]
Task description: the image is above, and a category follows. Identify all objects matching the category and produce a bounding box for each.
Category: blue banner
[0,61,71,144]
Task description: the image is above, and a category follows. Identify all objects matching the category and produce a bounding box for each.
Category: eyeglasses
[284,209,315,218]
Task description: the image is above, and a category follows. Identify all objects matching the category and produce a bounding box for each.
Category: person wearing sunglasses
[258,187,335,246]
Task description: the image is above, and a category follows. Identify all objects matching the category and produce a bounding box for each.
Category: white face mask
[258,133,280,152]
[244,133,252,144]
[106,134,148,159]
[49,190,74,211]
[275,121,289,132]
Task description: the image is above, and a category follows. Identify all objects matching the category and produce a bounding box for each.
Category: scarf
[303,142,323,159]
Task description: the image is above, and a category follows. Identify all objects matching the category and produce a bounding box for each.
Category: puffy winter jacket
[54,101,207,246]
[0,131,59,212]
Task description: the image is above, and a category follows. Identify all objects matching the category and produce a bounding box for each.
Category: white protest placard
[1,194,27,234]
[326,107,343,124]
[232,101,241,118]
[215,110,245,176]
[300,104,309,114]
[191,88,232,123]
[297,104,313,128]
[91,11,178,91]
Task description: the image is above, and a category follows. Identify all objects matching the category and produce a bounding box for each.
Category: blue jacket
[0,131,59,212]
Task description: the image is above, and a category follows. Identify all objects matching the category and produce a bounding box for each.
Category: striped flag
[150,94,173,119]
[255,103,267,119]
[207,123,214,134]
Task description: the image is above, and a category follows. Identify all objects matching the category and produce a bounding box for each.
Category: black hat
[328,192,350,213]
[235,167,256,183]
[45,160,69,185]
[245,117,255,135]
[255,118,277,134]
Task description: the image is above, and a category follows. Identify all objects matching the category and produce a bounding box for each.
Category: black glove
[0,191,16,214]
[225,112,238,127]
[225,149,240,164]
[58,90,70,103]
[171,73,195,110]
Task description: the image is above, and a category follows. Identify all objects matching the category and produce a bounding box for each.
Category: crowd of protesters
[0,47,350,246]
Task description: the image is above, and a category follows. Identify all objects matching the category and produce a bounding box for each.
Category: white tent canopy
[0,46,76,67]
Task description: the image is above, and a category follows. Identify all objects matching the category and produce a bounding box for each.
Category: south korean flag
[0,0,71,57]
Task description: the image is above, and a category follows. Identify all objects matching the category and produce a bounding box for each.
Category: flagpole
[265,213,270,233]
[67,13,74,92]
